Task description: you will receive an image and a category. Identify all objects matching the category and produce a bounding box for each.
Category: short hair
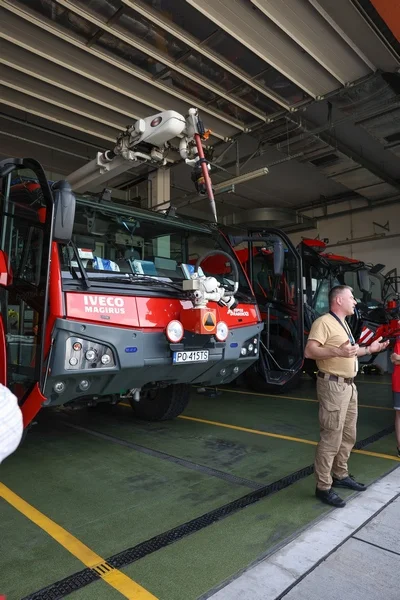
[329,285,353,307]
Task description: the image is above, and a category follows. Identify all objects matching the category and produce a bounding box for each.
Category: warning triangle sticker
[203,312,216,331]
[205,314,215,327]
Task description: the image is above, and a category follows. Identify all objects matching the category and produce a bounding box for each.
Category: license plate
[173,350,209,364]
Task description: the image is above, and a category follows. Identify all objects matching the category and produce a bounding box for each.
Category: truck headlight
[166,320,184,343]
[215,321,229,342]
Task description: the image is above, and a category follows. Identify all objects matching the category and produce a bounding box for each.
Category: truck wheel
[244,362,302,395]
[129,384,191,421]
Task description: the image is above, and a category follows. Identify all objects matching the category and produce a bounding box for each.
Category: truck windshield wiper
[69,241,91,289]
[88,274,185,293]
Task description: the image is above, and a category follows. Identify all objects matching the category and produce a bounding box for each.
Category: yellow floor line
[213,387,393,412]
[121,402,398,461]
[0,483,158,600]
[178,416,400,462]
[352,449,400,462]
[178,415,318,446]
[218,387,320,404]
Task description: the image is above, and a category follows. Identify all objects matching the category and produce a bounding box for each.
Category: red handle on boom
[193,132,217,223]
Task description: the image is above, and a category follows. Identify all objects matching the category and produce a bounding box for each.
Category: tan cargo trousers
[314,375,358,490]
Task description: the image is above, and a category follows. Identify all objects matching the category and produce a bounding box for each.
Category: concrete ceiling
[1,0,400,227]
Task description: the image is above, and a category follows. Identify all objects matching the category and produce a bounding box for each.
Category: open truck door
[0,158,74,428]
[237,230,304,394]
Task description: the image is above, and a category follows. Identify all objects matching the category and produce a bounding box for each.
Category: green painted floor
[0,374,398,600]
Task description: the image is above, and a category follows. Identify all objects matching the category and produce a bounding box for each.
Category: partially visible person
[390,351,400,457]
[305,285,389,508]
[0,384,23,464]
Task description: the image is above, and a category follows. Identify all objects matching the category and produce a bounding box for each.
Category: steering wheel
[195,250,239,295]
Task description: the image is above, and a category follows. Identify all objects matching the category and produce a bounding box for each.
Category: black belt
[317,372,354,385]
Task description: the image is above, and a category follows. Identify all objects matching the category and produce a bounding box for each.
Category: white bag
[0,384,23,464]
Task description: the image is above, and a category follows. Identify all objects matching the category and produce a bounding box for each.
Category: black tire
[244,361,303,395]
[129,384,191,421]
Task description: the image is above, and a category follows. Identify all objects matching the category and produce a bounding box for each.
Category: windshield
[60,200,253,298]
[342,269,384,305]
[313,276,341,315]
[249,245,298,307]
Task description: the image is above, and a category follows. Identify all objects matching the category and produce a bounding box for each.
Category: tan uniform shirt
[308,313,357,378]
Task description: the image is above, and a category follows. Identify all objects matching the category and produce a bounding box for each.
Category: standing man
[305,285,389,507]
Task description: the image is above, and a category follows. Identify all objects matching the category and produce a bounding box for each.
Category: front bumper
[43,318,263,406]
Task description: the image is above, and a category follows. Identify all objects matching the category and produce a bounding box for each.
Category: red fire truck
[0,107,277,429]
[0,156,267,429]
[232,234,393,392]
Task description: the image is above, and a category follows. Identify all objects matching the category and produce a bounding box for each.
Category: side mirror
[52,180,76,244]
[369,263,385,274]
[0,250,13,288]
[357,269,370,293]
[273,238,285,276]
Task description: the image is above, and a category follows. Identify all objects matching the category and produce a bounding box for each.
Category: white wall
[289,202,400,273]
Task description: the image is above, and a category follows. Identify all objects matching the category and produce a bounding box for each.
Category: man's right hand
[336,340,358,357]
[391,352,400,365]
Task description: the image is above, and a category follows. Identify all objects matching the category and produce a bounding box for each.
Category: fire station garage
[1,1,400,599]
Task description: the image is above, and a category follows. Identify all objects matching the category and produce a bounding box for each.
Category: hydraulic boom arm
[66,107,217,221]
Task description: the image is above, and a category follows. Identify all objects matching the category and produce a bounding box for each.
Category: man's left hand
[369,337,390,354]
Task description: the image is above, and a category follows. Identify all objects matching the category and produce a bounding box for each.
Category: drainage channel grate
[108,463,314,569]
[353,425,394,449]
[23,424,395,600]
[22,563,115,600]
[22,568,100,600]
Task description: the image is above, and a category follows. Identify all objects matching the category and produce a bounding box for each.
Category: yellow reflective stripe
[0,482,157,600]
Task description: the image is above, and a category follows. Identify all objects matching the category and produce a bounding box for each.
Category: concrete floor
[0,374,398,600]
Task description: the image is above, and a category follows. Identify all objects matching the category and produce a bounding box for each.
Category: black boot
[332,475,366,492]
[315,487,346,508]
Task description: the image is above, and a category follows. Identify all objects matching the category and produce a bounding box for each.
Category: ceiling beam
[122,0,290,111]
[0,86,117,142]
[308,0,399,72]
[0,40,154,124]
[1,64,131,132]
[55,0,266,123]
[186,0,340,97]
[250,0,371,84]
[0,3,239,140]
